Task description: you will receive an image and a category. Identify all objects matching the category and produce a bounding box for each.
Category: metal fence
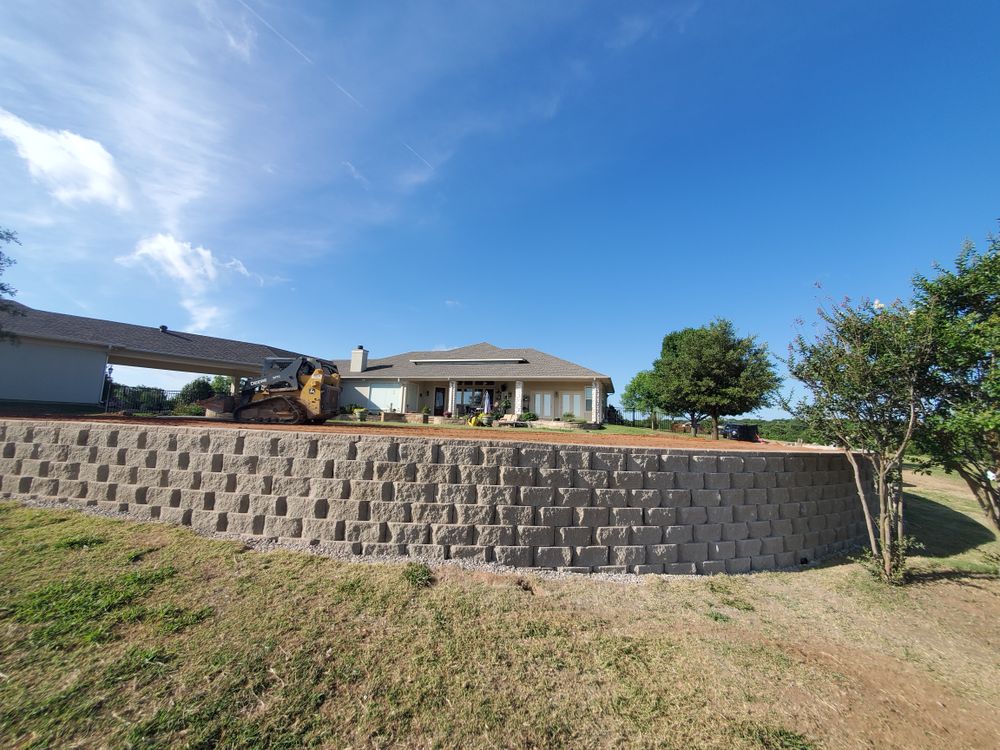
[104,384,182,414]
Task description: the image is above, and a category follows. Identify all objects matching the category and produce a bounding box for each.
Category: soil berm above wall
[0,419,868,575]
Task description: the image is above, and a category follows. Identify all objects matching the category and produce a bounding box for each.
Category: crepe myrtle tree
[912,237,1000,532]
[787,298,935,583]
[653,320,780,439]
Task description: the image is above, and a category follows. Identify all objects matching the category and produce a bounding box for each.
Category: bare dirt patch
[2,414,823,452]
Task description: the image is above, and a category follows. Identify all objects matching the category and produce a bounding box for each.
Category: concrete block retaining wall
[0,420,869,574]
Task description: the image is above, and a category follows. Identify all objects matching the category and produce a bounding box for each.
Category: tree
[177,377,215,405]
[1,226,22,342]
[210,375,235,395]
[912,237,1000,532]
[787,299,934,583]
[653,320,780,439]
[621,370,663,429]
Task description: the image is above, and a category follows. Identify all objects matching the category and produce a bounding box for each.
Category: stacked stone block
[0,420,869,574]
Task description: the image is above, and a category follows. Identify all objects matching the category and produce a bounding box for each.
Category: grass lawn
[1,473,998,748]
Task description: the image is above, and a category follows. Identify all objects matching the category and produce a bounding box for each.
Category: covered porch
[405,379,607,423]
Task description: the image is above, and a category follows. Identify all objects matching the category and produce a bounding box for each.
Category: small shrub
[402,562,433,588]
[172,403,205,416]
[707,610,732,623]
[421,405,431,415]
[520,411,538,421]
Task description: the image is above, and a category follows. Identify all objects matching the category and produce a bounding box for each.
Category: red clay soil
[2,415,827,452]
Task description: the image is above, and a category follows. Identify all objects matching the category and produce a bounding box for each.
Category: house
[0,302,311,405]
[333,343,614,423]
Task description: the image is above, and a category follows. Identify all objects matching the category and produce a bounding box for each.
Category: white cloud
[0,108,130,210]
[444,299,461,308]
[116,233,258,331]
[607,15,655,50]
[196,0,257,62]
[342,160,370,190]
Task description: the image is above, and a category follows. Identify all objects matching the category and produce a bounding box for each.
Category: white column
[591,380,603,423]
[514,381,524,416]
[447,380,457,415]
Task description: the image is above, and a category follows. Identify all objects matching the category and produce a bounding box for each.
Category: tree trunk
[877,466,893,580]
[690,413,699,436]
[711,411,719,440]
[955,466,1000,533]
[845,451,881,569]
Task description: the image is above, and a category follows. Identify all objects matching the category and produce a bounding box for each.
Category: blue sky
[2,1,998,415]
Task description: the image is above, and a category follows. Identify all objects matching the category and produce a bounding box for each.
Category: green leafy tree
[913,237,1000,532]
[653,320,780,439]
[210,375,235,395]
[787,299,934,583]
[177,377,215,405]
[1,226,22,342]
[621,370,663,429]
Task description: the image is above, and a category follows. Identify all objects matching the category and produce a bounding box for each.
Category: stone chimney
[350,345,368,373]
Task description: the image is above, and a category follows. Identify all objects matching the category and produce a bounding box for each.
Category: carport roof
[1,302,307,374]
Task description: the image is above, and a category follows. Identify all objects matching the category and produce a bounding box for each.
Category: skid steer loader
[199,356,341,425]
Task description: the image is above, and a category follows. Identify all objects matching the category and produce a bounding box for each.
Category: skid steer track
[233,395,307,425]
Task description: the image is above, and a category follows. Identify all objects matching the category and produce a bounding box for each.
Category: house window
[561,393,582,417]
[585,387,593,414]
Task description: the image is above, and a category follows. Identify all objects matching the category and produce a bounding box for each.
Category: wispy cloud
[115,233,257,331]
[0,108,130,210]
[196,0,257,62]
[444,299,461,308]
[606,3,702,50]
[342,160,370,190]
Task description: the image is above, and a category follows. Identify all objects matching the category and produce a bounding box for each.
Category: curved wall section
[0,420,867,574]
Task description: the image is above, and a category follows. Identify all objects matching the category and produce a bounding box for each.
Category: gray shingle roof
[1,302,306,367]
[333,342,613,390]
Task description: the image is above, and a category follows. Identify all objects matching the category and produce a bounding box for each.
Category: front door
[532,392,554,419]
[433,387,446,416]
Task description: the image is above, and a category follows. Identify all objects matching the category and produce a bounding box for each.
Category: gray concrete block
[661,489,692,507]
[350,480,392,502]
[344,520,385,542]
[362,543,408,557]
[761,536,784,555]
[706,506,733,524]
[432,524,474,545]
[416,464,455,484]
[609,471,643,489]
[481,446,517,466]
[283,496,316,517]
[536,506,572,527]
[477,484,517,505]
[518,447,555,468]
[764,456,785,472]
[628,489,661,507]
[449,545,490,562]
[723,522,749,541]
[534,546,573,567]
[475,525,515,546]
[698,560,727,575]
[733,505,757,522]
[643,471,674,490]
[644,507,676,526]
[775,551,798,568]
[609,507,643,525]
[709,541,736,560]
[736,539,762,557]
[574,469,608,489]
[302,518,343,541]
[627,453,658,472]
[646,544,679,564]
[494,546,533,567]
[57,479,88,499]
[192,510,224,533]
[556,526,592,546]
[200,472,238,493]
[323,541,362,555]
[593,452,625,472]
[160,506,192,526]
[632,564,664,574]
[751,554,776,571]
[574,506,609,527]
[594,526,629,545]
[291,457,333,478]
[257,456,294,477]
[334,459,372,480]
[397,441,436,464]
[536,468,572,488]
[500,466,535,487]
[388,522,429,544]
[264,515,301,538]
[374,462,415,481]
[692,490,722,508]
[611,546,645,566]
[496,505,533,525]
[392,482,435,503]
[439,483,477,504]
[630,526,662,545]
[557,450,591,469]
[725,557,751,573]
[410,502,453,524]
[406,543,446,559]
[665,562,698,575]
[679,542,708,563]
[573,546,609,567]
[592,488,627,507]
[557,567,592,574]
[555,487,591,507]
[743,456,767,473]
[693,524,722,542]
[677,506,708,525]
[662,525,693,543]
[749,520,773,538]
[234,474,270,495]
[597,565,627,574]
[328,499,369,521]
[455,504,495,525]
[517,525,554,546]
[520,486,555,506]
[459,464,499,485]
[691,455,718,473]
[354,440,396,462]
[368,501,411,523]
[439,444,479,465]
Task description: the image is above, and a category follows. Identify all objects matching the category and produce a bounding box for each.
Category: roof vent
[159,325,168,332]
